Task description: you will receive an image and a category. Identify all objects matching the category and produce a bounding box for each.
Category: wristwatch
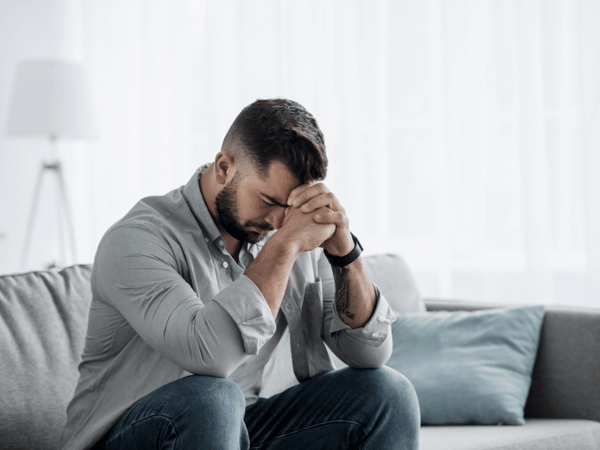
[324,233,363,267]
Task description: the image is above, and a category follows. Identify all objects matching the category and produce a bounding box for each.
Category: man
[60,99,420,450]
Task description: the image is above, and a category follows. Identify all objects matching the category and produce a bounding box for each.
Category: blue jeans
[102,366,420,449]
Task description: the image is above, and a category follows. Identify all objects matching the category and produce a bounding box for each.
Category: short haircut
[222,98,328,184]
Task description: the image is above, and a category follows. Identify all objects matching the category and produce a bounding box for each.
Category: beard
[215,175,274,244]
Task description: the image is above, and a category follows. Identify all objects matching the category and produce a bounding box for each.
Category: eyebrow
[261,194,290,208]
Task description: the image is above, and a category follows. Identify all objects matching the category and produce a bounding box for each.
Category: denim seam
[106,413,179,448]
[250,419,368,449]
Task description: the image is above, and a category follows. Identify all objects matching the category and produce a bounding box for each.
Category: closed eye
[261,194,289,208]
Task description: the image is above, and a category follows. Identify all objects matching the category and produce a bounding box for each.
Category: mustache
[246,221,274,232]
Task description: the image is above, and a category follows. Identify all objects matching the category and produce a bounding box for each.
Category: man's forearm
[245,205,336,319]
[244,233,300,319]
[332,257,377,328]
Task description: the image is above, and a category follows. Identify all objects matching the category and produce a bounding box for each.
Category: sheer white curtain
[71,0,599,307]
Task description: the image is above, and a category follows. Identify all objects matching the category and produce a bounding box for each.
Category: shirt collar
[182,163,222,245]
[182,163,267,257]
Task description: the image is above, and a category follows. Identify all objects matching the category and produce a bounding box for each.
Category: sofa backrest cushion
[0,264,92,450]
[524,307,600,422]
[362,253,425,314]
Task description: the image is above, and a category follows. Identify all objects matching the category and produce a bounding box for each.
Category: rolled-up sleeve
[327,284,396,345]
[318,252,396,368]
[213,275,276,355]
[94,222,275,378]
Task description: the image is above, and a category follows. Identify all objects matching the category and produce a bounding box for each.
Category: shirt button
[222,261,229,268]
[204,237,209,243]
[218,240,225,247]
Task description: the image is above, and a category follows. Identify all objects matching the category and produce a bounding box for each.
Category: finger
[288,182,329,207]
[287,183,317,206]
[287,184,313,205]
[299,192,340,214]
[313,210,348,226]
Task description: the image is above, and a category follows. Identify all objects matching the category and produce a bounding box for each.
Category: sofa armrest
[424,299,600,423]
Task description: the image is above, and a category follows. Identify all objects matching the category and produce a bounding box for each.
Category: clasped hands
[281,182,354,257]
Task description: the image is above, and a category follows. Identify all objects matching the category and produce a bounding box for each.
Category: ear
[213,151,237,186]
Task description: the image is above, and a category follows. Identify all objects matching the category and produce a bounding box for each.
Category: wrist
[324,233,363,267]
[323,231,354,257]
[265,231,302,260]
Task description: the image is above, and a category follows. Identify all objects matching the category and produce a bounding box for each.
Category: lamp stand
[20,137,77,270]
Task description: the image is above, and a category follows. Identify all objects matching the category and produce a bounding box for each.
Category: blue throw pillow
[386,306,545,425]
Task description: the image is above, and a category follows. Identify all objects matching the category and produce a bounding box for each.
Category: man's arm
[244,205,335,319]
[94,223,258,378]
[330,255,377,328]
[319,250,395,368]
[287,183,377,328]
[287,182,395,367]
[95,206,334,380]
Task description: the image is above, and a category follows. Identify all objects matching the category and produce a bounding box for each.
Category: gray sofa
[1,256,599,450]
[418,299,600,449]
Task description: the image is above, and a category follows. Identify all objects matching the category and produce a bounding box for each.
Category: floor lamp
[6,60,97,270]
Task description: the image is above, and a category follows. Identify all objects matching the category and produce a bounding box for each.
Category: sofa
[1,254,599,450]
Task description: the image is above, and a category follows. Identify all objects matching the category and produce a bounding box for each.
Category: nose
[266,207,286,230]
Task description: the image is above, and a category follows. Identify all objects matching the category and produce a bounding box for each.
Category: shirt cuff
[213,275,276,355]
[328,284,396,346]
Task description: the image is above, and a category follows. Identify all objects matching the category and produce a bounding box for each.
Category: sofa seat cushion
[420,419,600,450]
[0,264,92,450]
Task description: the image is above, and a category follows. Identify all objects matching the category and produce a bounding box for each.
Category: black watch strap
[324,233,363,267]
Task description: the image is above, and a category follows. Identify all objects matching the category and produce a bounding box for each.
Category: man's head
[208,99,328,243]
[221,98,328,184]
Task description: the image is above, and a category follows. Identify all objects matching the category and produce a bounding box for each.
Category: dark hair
[222,98,328,184]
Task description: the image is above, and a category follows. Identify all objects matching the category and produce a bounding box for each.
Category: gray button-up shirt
[60,165,395,450]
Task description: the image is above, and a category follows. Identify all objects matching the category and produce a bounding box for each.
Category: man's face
[215,172,271,243]
[215,161,301,244]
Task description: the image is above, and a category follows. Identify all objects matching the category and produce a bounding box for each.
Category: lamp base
[21,159,77,270]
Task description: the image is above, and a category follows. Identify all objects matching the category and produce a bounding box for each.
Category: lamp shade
[6,60,97,139]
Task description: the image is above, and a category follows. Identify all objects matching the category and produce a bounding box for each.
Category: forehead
[243,160,301,202]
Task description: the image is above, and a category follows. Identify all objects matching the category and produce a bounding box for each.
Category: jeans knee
[354,367,421,435]
[107,376,249,449]
[382,367,419,422]
[171,375,246,422]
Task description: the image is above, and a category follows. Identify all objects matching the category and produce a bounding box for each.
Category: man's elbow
[337,333,394,369]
